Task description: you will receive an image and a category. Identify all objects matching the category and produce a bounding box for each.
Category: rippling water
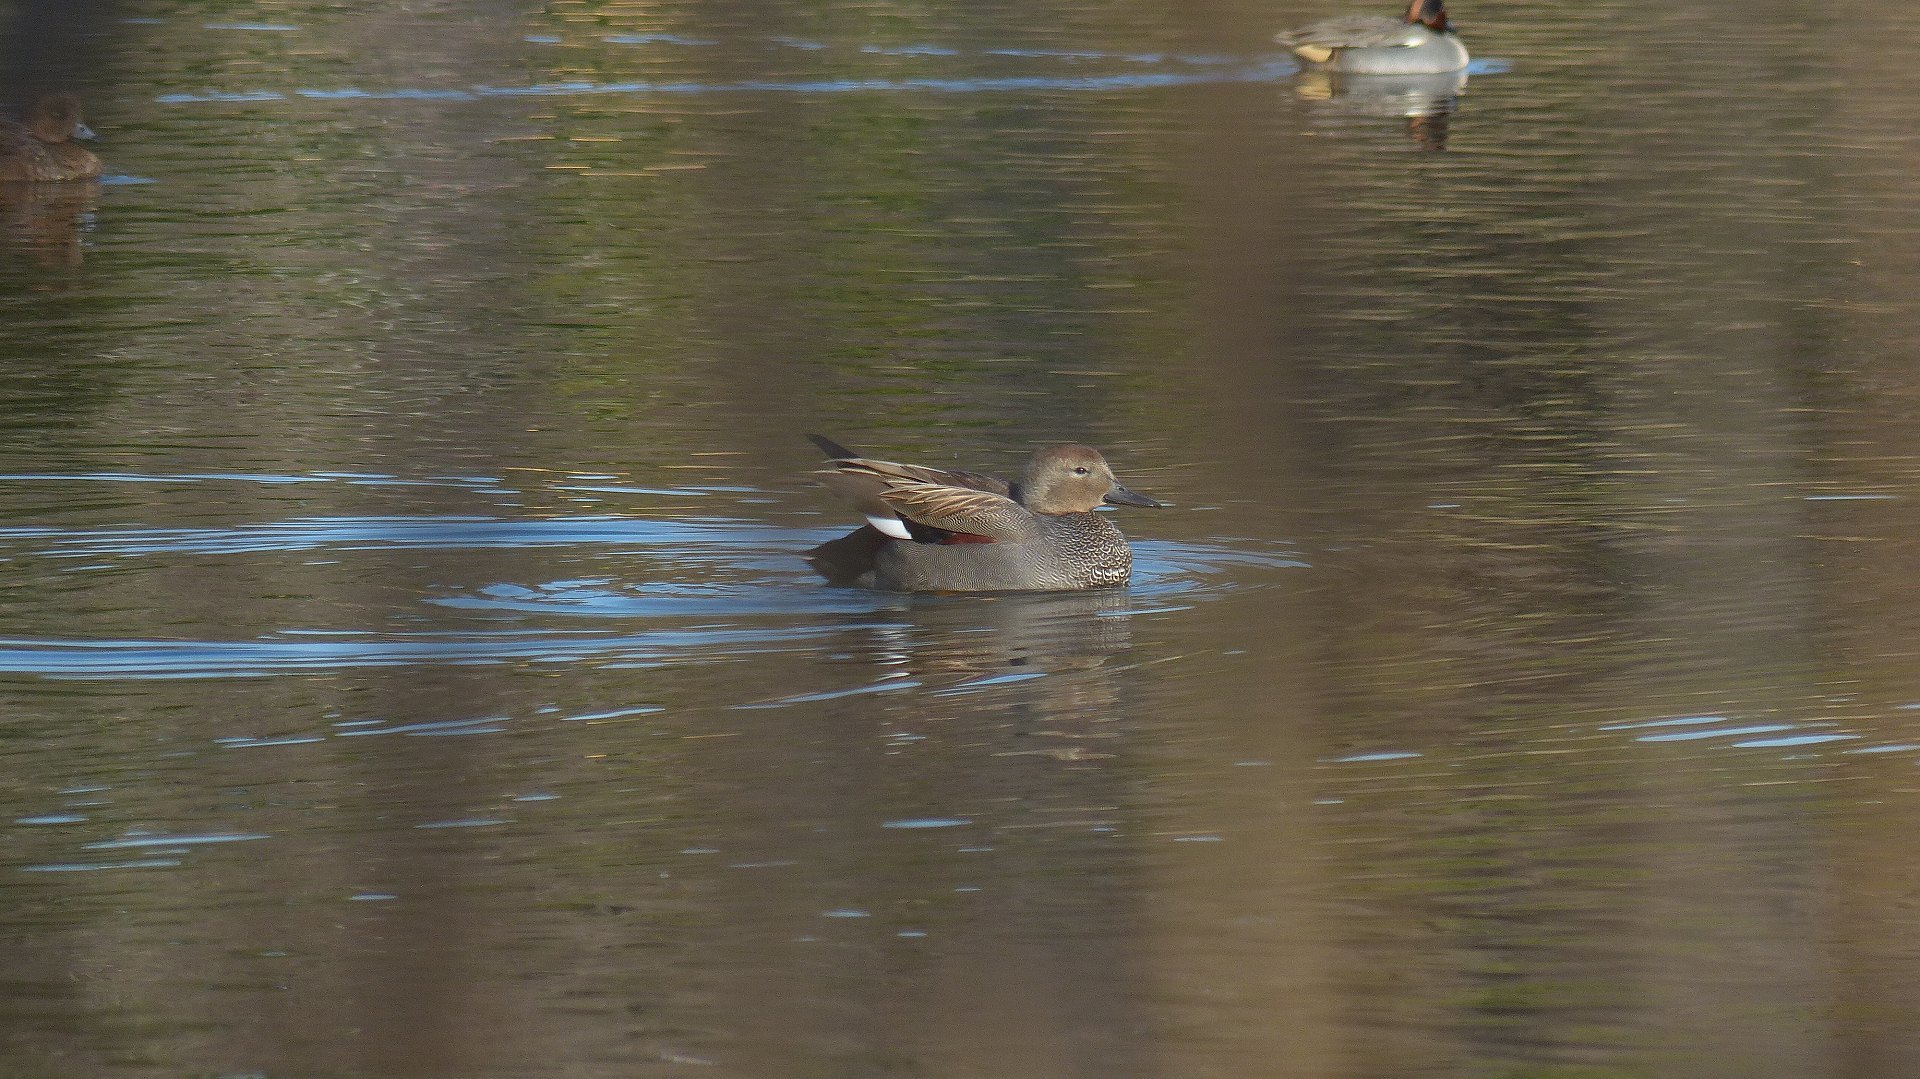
[6,0,1920,1075]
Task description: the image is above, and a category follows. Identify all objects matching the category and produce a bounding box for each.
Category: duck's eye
[1073,467,1089,475]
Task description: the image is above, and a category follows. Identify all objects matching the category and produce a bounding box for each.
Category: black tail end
[806,525,885,586]
[806,433,858,460]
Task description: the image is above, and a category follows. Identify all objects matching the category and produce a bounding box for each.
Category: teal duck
[1277,0,1469,75]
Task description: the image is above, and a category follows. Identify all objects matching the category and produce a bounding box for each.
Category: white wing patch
[867,514,914,540]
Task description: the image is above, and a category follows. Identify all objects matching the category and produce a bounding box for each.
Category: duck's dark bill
[1104,485,1162,508]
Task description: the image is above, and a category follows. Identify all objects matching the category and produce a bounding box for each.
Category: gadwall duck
[1276,0,1469,75]
[804,434,1162,592]
[0,94,101,182]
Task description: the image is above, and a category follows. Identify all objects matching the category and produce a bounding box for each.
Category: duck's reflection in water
[873,588,1136,677]
[712,588,1156,1076]
[0,181,94,269]
[805,588,1143,763]
[1294,68,1467,151]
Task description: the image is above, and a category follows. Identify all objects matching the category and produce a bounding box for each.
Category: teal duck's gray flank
[1276,0,1469,74]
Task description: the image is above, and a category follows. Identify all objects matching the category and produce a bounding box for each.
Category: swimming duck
[1276,0,1468,75]
[804,434,1162,592]
[0,94,101,182]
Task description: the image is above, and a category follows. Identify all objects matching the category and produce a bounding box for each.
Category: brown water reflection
[0,182,95,269]
[5,0,1920,1075]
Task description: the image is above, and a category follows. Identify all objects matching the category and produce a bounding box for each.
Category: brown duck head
[1018,445,1162,515]
[25,94,95,144]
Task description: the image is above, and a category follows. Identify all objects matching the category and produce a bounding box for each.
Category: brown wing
[814,458,1038,541]
[827,456,1011,495]
[0,119,51,182]
[806,436,1011,496]
[875,480,1039,542]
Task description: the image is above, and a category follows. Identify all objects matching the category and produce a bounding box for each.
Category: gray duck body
[1276,0,1468,75]
[804,436,1160,593]
[867,511,1132,592]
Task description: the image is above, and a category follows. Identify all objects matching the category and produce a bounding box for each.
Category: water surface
[6,0,1920,1075]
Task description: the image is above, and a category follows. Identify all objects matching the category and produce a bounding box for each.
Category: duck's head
[1405,0,1452,33]
[1020,444,1162,515]
[26,94,94,144]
